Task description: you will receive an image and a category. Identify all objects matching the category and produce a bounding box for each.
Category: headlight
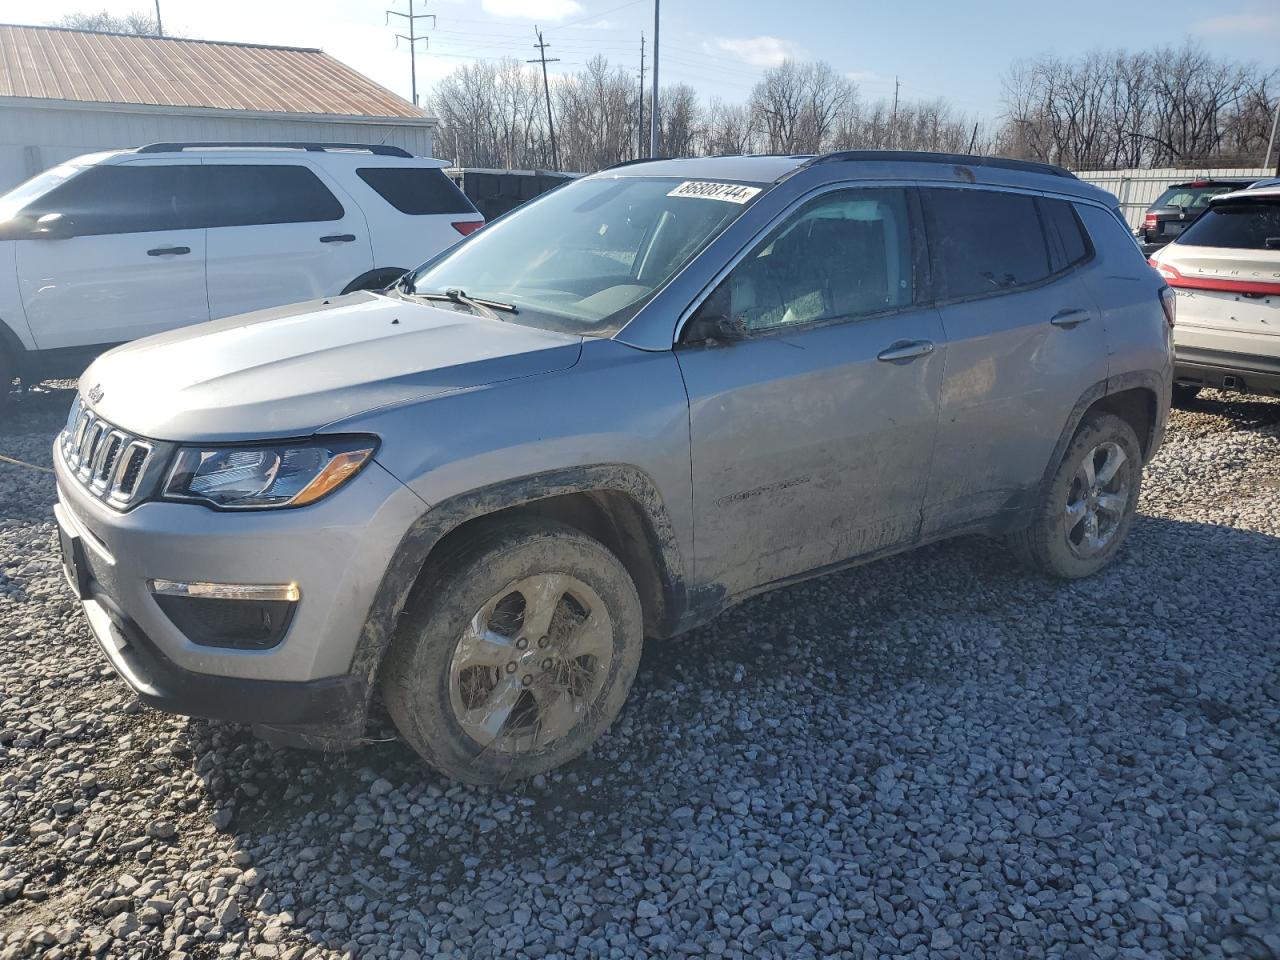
[162,436,377,509]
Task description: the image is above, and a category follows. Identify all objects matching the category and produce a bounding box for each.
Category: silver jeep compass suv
[53,152,1173,785]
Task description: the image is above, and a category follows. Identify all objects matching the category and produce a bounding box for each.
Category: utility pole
[637,33,646,158]
[649,0,660,157]
[154,0,163,36]
[1265,95,1280,176]
[387,0,435,107]
[890,76,900,149]
[530,27,560,171]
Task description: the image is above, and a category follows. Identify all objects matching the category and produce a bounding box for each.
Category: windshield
[1151,185,1234,212]
[0,163,84,222]
[406,176,764,336]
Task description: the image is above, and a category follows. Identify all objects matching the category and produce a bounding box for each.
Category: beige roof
[0,23,425,120]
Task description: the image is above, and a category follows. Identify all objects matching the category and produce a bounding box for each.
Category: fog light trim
[149,579,301,603]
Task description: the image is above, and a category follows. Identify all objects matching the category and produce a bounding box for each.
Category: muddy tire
[381,519,643,785]
[1007,412,1143,579]
[1171,383,1201,408]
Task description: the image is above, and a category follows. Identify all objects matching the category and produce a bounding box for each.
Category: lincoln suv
[53,151,1173,784]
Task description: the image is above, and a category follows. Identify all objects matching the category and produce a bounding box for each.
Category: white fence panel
[1074,167,1271,228]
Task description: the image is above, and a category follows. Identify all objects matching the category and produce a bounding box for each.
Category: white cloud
[705,35,803,69]
[1191,12,1280,34]
[480,0,584,20]
[845,70,886,84]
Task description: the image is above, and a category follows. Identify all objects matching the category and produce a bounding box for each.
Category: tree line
[429,43,1277,174]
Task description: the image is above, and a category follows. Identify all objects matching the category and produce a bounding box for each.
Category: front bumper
[53,440,427,725]
[58,540,362,725]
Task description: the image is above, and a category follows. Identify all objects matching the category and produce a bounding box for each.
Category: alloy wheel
[1064,440,1130,558]
[448,573,613,755]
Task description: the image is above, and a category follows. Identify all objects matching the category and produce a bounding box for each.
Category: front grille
[59,395,155,509]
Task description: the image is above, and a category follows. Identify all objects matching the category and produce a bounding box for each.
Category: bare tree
[55,10,164,36]
[701,99,759,155]
[1001,44,1278,168]
[428,54,992,174]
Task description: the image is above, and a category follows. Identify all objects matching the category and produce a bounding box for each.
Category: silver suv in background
[1149,184,1280,404]
[53,151,1173,785]
[0,142,483,394]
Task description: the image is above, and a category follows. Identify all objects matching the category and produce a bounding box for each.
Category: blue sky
[18,0,1280,121]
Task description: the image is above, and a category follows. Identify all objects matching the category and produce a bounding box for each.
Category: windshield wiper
[412,287,518,321]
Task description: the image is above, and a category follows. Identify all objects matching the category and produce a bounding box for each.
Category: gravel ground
[1,384,1278,960]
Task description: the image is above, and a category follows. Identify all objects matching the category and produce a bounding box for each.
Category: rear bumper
[1174,346,1280,396]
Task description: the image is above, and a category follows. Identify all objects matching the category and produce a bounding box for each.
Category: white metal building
[0,24,437,192]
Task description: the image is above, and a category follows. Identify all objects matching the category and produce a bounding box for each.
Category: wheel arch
[0,317,28,384]
[1036,372,1167,511]
[349,464,689,713]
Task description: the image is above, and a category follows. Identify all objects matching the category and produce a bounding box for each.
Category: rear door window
[356,167,476,215]
[196,164,345,227]
[1177,199,1280,249]
[923,188,1052,299]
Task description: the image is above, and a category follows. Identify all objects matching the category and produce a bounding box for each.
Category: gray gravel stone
[0,386,1277,959]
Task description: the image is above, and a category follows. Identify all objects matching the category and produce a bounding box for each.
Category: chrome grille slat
[58,398,154,510]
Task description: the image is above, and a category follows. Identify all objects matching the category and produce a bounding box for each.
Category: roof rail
[803,150,1077,180]
[136,142,414,158]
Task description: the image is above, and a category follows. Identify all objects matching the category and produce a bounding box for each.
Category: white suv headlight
[162,437,377,509]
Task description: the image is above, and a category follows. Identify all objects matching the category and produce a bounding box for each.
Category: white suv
[0,142,483,393]
[1149,185,1280,404]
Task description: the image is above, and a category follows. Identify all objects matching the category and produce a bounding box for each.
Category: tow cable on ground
[0,453,55,475]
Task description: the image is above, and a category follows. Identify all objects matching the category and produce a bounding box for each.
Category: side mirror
[31,212,75,240]
[685,284,748,344]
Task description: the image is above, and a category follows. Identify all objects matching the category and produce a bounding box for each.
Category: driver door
[15,160,208,350]
[675,186,945,598]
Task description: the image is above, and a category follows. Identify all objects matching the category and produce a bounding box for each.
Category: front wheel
[382,519,643,784]
[1007,412,1142,579]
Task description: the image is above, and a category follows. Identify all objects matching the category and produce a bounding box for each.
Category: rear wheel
[1007,412,1142,579]
[382,519,644,785]
[1171,383,1201,408]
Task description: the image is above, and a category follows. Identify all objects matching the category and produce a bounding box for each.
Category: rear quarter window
[356,167,477,216]
[1178,200,1280,250]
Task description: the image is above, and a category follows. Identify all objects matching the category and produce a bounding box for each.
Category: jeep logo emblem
[87,384,104,404]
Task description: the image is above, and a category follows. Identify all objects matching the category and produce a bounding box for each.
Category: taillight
[1159,287,1176,327]
[452,220,484,237]
[1143,213,1157,230]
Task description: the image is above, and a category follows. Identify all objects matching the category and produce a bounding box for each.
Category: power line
[386,0,435,106]
[529,26,561,171]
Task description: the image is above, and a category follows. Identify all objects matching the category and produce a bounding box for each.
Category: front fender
[347,463,688,710]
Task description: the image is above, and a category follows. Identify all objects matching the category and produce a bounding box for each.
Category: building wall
[0,101,437,191]
[1074,167,1271,228]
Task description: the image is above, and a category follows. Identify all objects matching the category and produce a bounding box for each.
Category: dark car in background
[1137,178,1259,255]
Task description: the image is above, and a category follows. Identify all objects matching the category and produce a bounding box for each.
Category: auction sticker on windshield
[667,181,762,204]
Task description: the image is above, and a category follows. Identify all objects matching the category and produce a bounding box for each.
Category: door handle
[1050,308,1090,328]
[320,234,356,244]
[877,339,935,363]
[147,246,191,256]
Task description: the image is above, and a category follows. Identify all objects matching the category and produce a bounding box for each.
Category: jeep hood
[80,292,583,441]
